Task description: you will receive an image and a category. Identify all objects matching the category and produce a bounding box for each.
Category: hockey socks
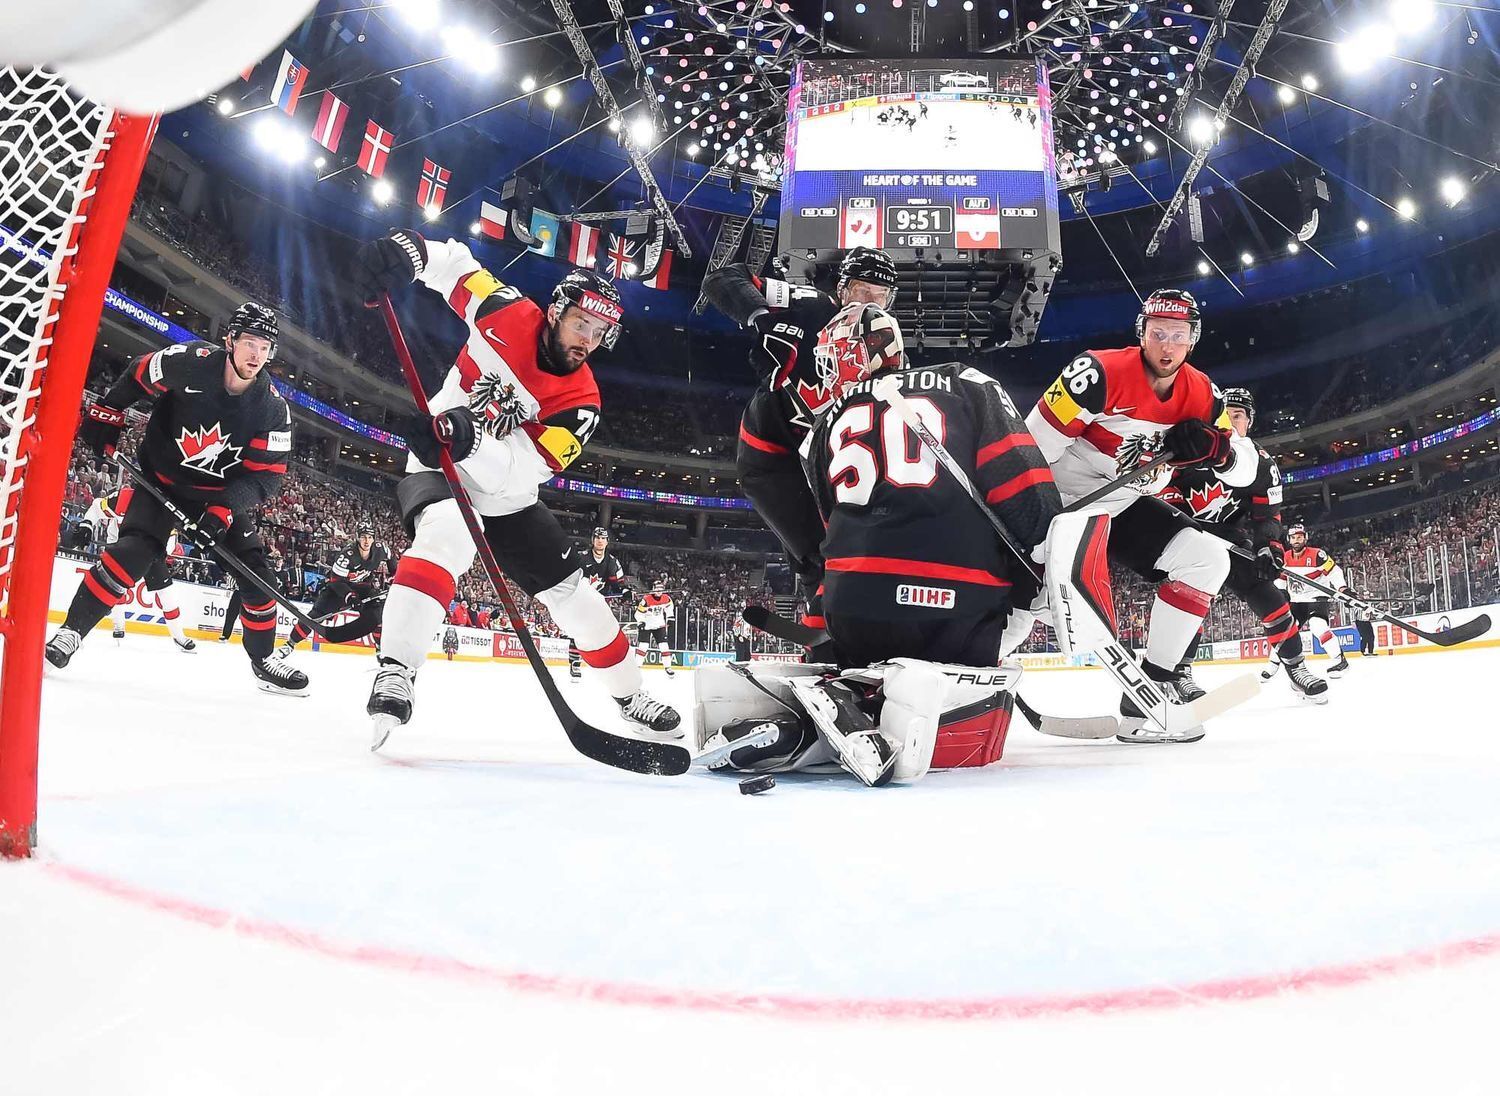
[538,572,640,699]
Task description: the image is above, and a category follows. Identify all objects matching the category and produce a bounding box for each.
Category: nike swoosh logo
[482,330,508,349]
[1111,405,1136,415]
[562,549,572,559]
[184,387,203,394]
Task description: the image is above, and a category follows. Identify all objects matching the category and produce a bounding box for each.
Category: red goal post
[0,67,158,858]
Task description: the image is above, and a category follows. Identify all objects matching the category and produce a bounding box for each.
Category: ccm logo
[896,584,955,609]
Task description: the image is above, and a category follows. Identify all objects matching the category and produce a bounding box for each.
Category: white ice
[5,634,1500,1094]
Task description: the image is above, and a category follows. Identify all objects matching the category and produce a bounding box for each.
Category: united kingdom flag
[604,233,637,279]
[417,159,451,214]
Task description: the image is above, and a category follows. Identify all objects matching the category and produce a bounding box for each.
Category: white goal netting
[0,65,113,608]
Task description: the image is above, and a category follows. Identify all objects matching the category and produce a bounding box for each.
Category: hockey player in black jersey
[272,523,389,661]
[45,303,306,694]
[1160,387,1327,702]
[702,247,899,629]
[567,527,629,681]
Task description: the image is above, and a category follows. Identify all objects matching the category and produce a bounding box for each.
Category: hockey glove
[1164,419,1233,469]
[351,229,428,308]
[1254,542,1284,582]
[403,405,479,468]
[196,505,235,545]
[79,402,126,458]
[748,310,805,384]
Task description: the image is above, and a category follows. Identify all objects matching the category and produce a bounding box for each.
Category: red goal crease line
[42,860,1500,1024]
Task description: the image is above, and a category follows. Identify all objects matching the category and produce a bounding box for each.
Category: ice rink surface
[793,97,1046,172]
[6,635,1500,1094]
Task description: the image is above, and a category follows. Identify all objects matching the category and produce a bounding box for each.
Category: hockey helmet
[813,302,906,401]
[357,522,375,538]
[1135,289,1202,345]
[651,578,666,593]
[226,301,279,357]
[1222,386,1255,425]
[1288,522,1307,542]
[550,269,624,350]
[837,247,899,308]
[591,526,609,541]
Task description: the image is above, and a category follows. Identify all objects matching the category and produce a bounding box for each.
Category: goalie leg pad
[1044,509,1118,657]
[881,659,1021,781]
[693,661,833,751]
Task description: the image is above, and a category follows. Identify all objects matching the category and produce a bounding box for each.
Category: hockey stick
[108,453,363,642]
[1207,536,1492,648]
[741,605,1118,739]
[873,376,1259,740]
[1065,452,1175,512]
[377,296,690,778]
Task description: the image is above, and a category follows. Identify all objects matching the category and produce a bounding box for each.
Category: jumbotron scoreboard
[781,57,1061,257]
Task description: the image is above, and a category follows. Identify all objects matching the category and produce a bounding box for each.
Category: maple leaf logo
[176,423,242,479]
[1185,480,1231,517]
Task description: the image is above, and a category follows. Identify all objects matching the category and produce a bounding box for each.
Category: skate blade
[370,713,401,752]
[1116,721,1205,744]
[256,682,310,698]
[626,723,686,742]
[693,725,778,769]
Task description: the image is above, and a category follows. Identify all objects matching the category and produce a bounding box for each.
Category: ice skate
[1117,664,1205,744]
[173,636,197,653]
[1286,659,1329,704]
[367,658,416,750]
[1170,660,1207,703]
[44,628,82,670]
[791,678,896,787]
[1327,654,1349,678]
[616,690,683,738]
[251,655,309,697]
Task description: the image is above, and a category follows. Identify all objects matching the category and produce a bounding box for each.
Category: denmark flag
[566,222,599,267]
[311,92,348,153]
[358,121,394,178]
[417,159,451,213]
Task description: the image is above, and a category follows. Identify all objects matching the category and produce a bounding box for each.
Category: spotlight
[544,85,563,108]
[1396,196,1417,219]
[392,0,440,30]
[1300,73,1319,91]
[520,75,536,92]
[1287,241,1300,254]
[313,156,326,170]
[424,203,441,222]
[1440,176,1467,205]
[372,178,395,205]
[1197,260,1211,275]
[1187,115,1214,145]
[1356,218,1370,233]
[217,97,235,116]
[1143,139,1157,154]
[608,117,621,133]
[441,25,498,74]
[1390,0,1435,31]
[630,115,656,147]
[1276,85,1295,105]
[1240,251,1254,266]
[470,221,483,234]
[1337,23,1395,75]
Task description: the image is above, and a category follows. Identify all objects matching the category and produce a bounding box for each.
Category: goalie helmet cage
[0,67,158,858]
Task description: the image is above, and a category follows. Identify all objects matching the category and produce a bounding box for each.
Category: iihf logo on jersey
[176,423,243,478]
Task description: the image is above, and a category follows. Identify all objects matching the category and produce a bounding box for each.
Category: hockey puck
[739,774,776,795]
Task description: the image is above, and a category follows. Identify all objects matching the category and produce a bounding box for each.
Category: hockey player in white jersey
[350,229,681,747]
[1278,523,1351,678]
[634,580,675,677]
[82,488,195,651]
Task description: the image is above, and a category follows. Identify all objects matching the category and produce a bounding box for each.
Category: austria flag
[358,120,394,178]
[417,159,451,214]
[311,92,348,153]
[566,221,599,268]
[478,200,508,240]
[270,50,309,116]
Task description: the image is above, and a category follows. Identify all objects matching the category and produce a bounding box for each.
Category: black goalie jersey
[1159,442,1285,551]
[101,339,292,509]
[800,362,1062,623]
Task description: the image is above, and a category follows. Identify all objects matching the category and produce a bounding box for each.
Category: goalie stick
[873,376,1260,742]
[741,605,1120,740]
[111,453,371,645]
[378,297,690,778]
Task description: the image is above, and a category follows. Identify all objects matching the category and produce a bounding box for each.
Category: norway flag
[270,50,309,116]
[417,159,451,214]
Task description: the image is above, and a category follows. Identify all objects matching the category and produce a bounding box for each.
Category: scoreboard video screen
[781,58,1060,256]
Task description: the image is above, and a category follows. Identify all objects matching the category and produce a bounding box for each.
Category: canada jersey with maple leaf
[97,339,291,507]
[1159,442,1286,549]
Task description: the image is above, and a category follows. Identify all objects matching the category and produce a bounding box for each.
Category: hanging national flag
[566,222,599,268]
[311,92,348,153]
[240,62,257,82]
[642,246,673,290]
[479,200,508,240]
[527,210,560,258]
[270,50,309,116]
[358,120,395,178]
[604,233,638,279]
[417,159,451,214]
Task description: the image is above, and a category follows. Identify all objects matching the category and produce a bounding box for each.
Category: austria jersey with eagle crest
[700,262,842,450]
[98,339,292,506]
[405,239,602,512]
[1025,346,1255,507]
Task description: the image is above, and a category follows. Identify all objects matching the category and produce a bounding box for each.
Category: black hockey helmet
[1135,289,1202,345]
[837,247,898,308]
[550,269,624,350]
[591,526,609,541]
[226,301,279,357]
[356,522,375,538]
[1222,386,1255,425]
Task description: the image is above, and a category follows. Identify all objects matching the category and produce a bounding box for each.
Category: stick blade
[564,717,692,776]
[1185,671,1262,724]
[1427,614,1491,647]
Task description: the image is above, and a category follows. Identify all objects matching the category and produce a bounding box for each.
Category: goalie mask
[813,302,907,402]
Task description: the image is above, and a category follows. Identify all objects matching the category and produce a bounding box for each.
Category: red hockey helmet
[1135,288,1202,345]
[813,302,906,401]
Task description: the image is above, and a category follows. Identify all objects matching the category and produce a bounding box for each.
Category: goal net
[0,66,157,858]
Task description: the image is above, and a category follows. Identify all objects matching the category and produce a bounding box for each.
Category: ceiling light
[469,221,483,234]
[544,86,563,108]
[1337,23,1395,75]
[423,203,441,222]
[217,97,235,116]
[1396,196,1416,219]
[441,25,498,74]
[631,115,656,147]
[1300,73,1319,91]
[1143,139,1157,154]
[1440,176,1467,205]
[1356,218,1370,233]
[371,178,394,205]
[1240,251,1254,265]
[1276,85,1295,105]
[1197,260,1211,275]
[1287,241,1300,254]
[1187,115,1214,145]
[392,0,440,30]
[520,75,536,92]
[1390,0,1435,31]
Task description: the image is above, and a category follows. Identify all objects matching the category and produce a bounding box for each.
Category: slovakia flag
[271,50,309,116]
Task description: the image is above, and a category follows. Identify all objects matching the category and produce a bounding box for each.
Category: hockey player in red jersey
[1280,523,1351,678]
[702,248,900,630]
[1161,388,1327,702]
[699,305,1064,786]
[46,303,303,695]
[634,580,675,676]
[1025,289,1258,727]
[350,229,680,747]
